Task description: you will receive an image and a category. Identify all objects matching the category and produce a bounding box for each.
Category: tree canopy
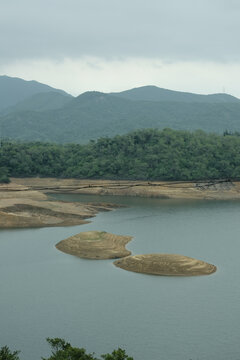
[0,346,20,360]
[0,338,133,360]
[1,128,240,181]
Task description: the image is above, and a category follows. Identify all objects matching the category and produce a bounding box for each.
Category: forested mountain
[1,129,240,181]
[1,91,240,143]
[113,85,240,103]
[1,80,240,143]
[3,91,72,114]
[0,75,70,111]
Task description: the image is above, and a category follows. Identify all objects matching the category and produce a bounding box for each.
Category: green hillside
[1,91,240,143]
[0,75,70,111]
[3,91,72,114]
[113,85,240,103]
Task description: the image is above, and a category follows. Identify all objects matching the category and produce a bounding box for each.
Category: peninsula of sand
[1,177,240,228]
[0,181,121,228]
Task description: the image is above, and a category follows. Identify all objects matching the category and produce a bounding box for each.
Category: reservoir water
[1,194,240,360]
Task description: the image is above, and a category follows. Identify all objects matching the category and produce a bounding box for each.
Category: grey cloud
[1,0,240,62]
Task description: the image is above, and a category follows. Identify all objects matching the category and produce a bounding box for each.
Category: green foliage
[0,346,20,360]
[101,348,133,360]
[0,339,134,360]
[42,338,97,360]
[1,128,240,181]
[0,166,10,183]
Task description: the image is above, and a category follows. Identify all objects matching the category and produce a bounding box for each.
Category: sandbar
[113,253,217,276]
[56,231,132,259]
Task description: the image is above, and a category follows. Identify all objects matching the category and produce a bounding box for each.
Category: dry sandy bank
[1,177,240,229]
[0,182,120,228]
[11,177,240,200]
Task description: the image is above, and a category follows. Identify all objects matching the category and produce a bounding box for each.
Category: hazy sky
[1,0,240,96]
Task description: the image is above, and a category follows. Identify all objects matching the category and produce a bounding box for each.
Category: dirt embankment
[1,177,240,229]
[114,254,217,276]
[11,177,240,200]
[0,182,121,228]
[56,231,132,259]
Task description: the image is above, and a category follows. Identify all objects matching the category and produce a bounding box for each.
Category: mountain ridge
[112,85,240,103]
[3,91,73,114]
[1,76,240,143]
[0,75,71,111]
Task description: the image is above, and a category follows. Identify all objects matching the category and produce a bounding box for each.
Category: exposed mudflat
[56,231,133,259]
[113,254,217,276]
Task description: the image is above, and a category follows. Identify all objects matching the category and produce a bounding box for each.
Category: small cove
[1,194,240,360]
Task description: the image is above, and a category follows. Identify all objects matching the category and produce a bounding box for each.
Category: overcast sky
[1,0,240,96]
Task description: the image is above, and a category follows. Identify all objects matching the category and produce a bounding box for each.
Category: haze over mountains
[1,75,240,143]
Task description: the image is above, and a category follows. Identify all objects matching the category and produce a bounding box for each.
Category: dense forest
[1,128,240,182]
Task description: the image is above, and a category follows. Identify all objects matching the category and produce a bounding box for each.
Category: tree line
[0,338,133,360]
[1,128,240,182]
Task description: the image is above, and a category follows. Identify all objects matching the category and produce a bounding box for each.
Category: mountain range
[1,75,240,143]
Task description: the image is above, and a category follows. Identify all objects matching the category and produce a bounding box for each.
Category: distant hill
[1,89,240,143]
[3,91,73,114]
[112,85,240,103]
[0,75,71,111]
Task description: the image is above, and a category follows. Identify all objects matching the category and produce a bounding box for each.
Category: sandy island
[56,231,133,259]
[113,254,217,276]
[0,180,218,275]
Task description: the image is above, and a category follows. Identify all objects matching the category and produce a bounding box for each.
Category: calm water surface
[1,194,240,360]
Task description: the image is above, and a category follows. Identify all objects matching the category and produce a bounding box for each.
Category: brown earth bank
[10,177,240,200]
[1,177,240,228]
[113,254,217,276]
[56,231,133,259]
[0,182,121,228]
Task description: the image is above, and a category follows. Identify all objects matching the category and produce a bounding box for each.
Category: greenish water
[1,194,240,360]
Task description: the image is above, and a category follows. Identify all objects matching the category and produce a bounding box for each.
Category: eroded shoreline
[1,177,240,228]
[8,177,240,199]
[0,180,121,228]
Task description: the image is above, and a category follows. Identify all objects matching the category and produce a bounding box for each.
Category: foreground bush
[0,338,133,360]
